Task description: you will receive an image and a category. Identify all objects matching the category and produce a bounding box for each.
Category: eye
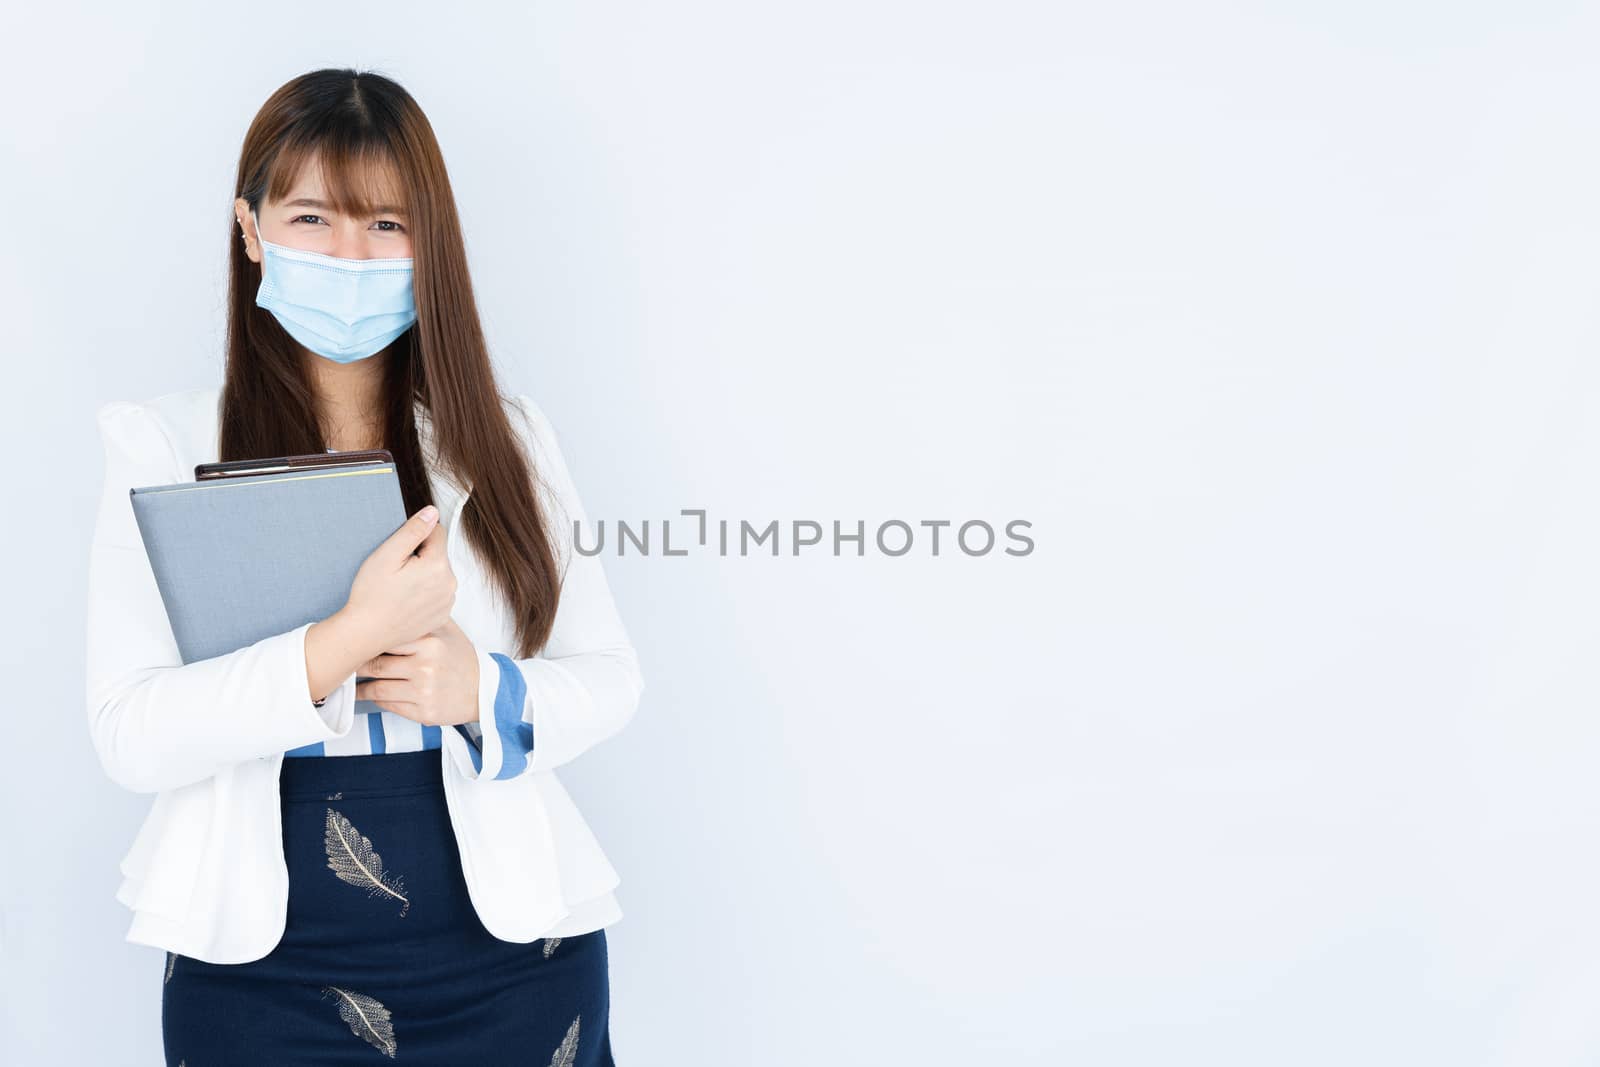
[373,220,407,233]
[290,214,326,225]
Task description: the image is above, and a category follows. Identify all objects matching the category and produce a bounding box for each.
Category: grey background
[5,1,1598,1064]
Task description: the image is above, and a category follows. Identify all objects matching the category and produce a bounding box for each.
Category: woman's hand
[342,505,457,653]
[307,505,456,704]
[355,616,481,728]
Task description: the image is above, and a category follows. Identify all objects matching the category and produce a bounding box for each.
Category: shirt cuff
[442,647,535,781]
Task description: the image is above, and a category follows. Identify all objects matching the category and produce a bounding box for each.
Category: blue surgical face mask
[251,208,417,364]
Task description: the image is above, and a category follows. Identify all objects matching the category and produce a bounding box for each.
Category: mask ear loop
[248,208,276,334]
[249,208,269,254]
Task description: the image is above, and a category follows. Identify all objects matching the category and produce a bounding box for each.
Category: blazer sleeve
[441,395,644,782]
[84,400,360,795]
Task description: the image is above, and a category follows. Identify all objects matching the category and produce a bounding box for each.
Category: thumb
[379,505,439,564]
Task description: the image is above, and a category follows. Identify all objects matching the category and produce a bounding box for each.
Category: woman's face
[234,158,412,262]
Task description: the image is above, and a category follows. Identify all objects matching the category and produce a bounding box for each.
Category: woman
[84,69,642,1065]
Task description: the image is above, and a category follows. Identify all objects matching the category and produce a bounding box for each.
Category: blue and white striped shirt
[285,448,533,768]
[285,650,531,770]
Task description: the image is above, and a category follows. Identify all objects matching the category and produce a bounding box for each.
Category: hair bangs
[265,131,409,220]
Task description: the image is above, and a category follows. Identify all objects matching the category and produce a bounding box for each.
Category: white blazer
[85,385,644,964]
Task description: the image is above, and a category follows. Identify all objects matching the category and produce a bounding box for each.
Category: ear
[234,196,263,265]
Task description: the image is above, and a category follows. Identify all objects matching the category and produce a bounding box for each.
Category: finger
[377,506,439,566]
[356,651,410,678]
[364,698,422,721]
[411,518,448,562]
[356,678,414,704]
[357,662,403,683]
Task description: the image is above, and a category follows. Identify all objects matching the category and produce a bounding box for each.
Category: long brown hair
[222,68,560,658]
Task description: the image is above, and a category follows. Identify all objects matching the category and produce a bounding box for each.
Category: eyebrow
[284,197,409,216]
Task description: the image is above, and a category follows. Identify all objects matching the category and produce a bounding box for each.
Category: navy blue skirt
[161,746,616,1064]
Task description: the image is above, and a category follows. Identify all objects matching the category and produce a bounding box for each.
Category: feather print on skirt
[548,1015,580,1067]
[164,951,176,983]
[322,985,397,1058]
[323,808,411,916]
[543,937,562,958]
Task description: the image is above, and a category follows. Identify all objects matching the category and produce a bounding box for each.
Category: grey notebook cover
[128,459,407,717]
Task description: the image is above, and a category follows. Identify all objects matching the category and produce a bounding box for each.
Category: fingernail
[421,505,438,523]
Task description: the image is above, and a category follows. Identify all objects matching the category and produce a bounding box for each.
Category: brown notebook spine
[193,448,395,481]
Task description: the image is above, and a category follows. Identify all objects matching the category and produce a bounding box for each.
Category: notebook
[128,449,408,717]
